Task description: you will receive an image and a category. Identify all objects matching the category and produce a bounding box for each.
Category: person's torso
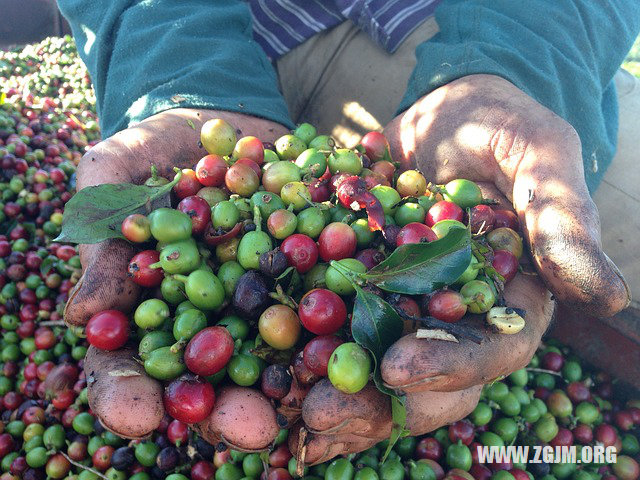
[247,0,442,59]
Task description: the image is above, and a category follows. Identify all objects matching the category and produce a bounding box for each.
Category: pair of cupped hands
[65,75,630,464]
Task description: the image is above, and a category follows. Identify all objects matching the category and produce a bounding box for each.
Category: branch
[398,311,483,344]
[59,452,109,480]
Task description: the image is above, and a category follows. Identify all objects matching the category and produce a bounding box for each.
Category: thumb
[64,240,140,326]
[509,120,631,317]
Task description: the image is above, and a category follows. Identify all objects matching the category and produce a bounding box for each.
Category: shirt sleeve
[397,0,640,192]
[57,0,294,138]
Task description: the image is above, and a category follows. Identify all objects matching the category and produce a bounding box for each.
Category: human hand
[290,74,630,464]
[290,187,552,463]
[66,108,289,447]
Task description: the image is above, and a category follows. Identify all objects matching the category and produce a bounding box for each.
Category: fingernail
[605,253,632,307]
[63,274,83,320]
[306,419,351,436]
[383,374,447,392]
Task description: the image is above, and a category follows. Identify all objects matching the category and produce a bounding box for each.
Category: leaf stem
[170,338,187,354]
[397,311,483,344]
[253,206,262,232]
[269,284,298,310]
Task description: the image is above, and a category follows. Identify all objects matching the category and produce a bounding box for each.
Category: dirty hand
[291,74,630,464]
[67,108,289,448]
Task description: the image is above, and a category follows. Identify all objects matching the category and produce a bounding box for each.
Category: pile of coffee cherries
[0,35,97,112]
[81,117,525,430]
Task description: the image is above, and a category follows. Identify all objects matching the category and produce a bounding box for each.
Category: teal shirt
[58,0,639,192]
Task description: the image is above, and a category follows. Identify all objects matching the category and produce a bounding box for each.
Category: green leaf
[351,286,407,458]
[352,287,404,361]
[383,397,411,461]
[54,176,179,244]
[0,92,6,105]
[364,226,471,294]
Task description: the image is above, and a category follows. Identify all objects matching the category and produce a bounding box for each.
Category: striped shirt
[247,0,442,59]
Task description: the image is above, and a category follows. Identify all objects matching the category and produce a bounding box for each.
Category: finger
[77,110,291,187]
[386,75,630,316]
[469,79,630,316]
[84,346,164,439]
[64,240,140,326]
[194,386,279,452]
[291,386,481,465]
[405,386,482,435]
[301,379,392,438]
[288,422,378,466]
[300,379,480,438]
[382,270,553,393]
[509,121,631,317]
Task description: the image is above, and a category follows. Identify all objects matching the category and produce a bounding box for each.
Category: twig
[525,367,563,378]
[398,311,483,344]
[38,320,66,327]
[60,452,109,480]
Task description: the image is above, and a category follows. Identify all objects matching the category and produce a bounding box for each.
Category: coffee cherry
[163,374,215,424]
[86,310,129,351]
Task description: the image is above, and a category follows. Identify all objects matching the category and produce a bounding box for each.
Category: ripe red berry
[614,411,634,431]
[566,382,590,403]
[541,351,564,372]
[167,420,189,446]
[280,234,319,273]
[86,310,130,351]
[51,390,75,410]
[234,157,262,179]
[92,445,114,471]
[127,250,164,287]
[177,195,212,235]
[184,327,234,376]
[415,437,442,461]
[174,169,202,199]
[360,131,390,162]
[233,136,264,165]
[298,288,347,335]
[428,290,467,323]
[396,222,437,246]
[550,427,574,447]
[572,424,593,444]
[426,201,463,226]
[56,245,76,261]
[164,375,216,424]
[307,179,330,202]
[303,335,344,377]
[492,249,519,283]
[35,327,56,350]
[318,222,357,262]
[268,444,292,468]
[594,424,618,447]
[195,154,228,187]
[493,209,519,230]
[448,420,475,446]
[191,461,216,480]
